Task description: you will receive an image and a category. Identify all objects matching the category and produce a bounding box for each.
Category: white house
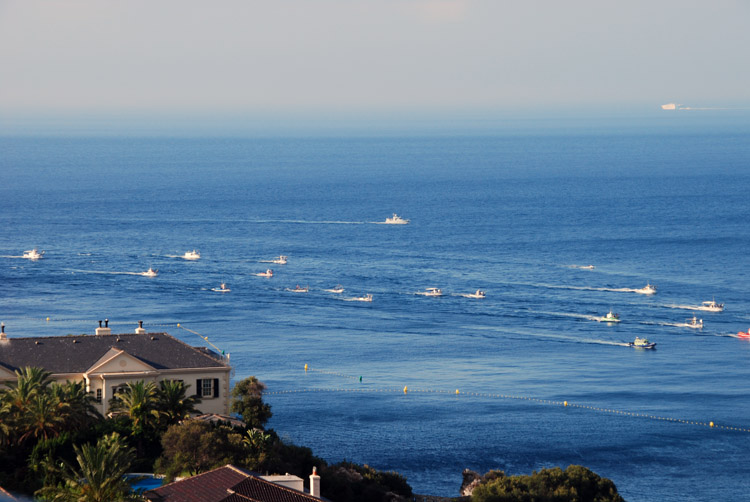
[0,321,231,415]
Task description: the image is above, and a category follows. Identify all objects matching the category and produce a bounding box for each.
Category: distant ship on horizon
[661,103,681,110]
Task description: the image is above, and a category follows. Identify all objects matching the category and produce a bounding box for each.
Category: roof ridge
[1,332,168,340]
[153,465,251,492]
[235,474,322,500]
[161,331,230,366]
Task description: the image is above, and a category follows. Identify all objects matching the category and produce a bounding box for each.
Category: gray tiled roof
[0,332,228,375]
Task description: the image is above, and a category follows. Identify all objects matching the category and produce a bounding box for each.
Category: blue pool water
[2,118,750,500]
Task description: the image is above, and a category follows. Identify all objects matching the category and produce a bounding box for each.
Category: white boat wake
[532,310,601,322]
[534,283,649,294]
[255,219,367,225]
[63,269,153,276]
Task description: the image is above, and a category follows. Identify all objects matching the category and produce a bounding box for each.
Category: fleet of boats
[14,243,745,348]
[384,213,409,225]
[23,249,44,260]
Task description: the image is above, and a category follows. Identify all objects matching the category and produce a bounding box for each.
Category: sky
[1,0,749,132]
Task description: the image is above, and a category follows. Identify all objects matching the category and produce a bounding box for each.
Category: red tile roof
[145,465,324,502]
[230,476,321,502]
[145,465,252,502]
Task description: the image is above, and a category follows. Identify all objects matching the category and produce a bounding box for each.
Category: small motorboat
[635,284,657,295]
[579,265,595,270]
[183,250,201,260]
[287,285,308,293]
[598,310,620,322]
[141,268,158,277]
[629,337,656,349]
[271,256,288,265]
[353,294,373,302]
[463,290,486,299]
[700,299,724,312]
[384,213,409,225]
[686,316,703,329]
[23,249,44,260]
[256,269,274,277]
[417,287,443,297]
[737,330,750,339]
[324,285,345,293]
[211,283,231,292]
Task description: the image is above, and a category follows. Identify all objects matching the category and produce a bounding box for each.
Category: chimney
[95,319,112,336]
[135,320,146,334]
[309,466,320,498]
[0,323,6,340]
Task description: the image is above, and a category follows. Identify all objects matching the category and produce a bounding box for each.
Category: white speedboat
[324,285,345,293]
[287,285,308,293]
[629,337,656,349]
[23,249,44,260]
[211,283,231,292]
[579,265,595,270]
[384,213,409,225]
[417,287,443,297]
[635,284,657,295]
[183,250,200,260]
[597,310,620,322]
[141,268,158,277]
[463,290,486,299]
[700,299,724,312]
[256,269,274,277]
[686,316,703,328]
[271,255,288,265]
[353,294,373,302]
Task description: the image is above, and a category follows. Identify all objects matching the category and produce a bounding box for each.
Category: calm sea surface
[2,123,750,501]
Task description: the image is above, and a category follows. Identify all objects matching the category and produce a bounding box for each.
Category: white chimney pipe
[95,319,112,336]
[309,466,320,498]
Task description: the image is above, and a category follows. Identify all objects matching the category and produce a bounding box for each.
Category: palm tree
[36,432,138,502]
[0,397,12,447]
[108,381,159,436]
[156,380,201,426]
[50,380,102,431]
[0,366,54,445]
[18,392,66,444]
[4,366,53,415]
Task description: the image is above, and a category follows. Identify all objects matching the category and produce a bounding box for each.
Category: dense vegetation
[0,369,413,502]
[470,466,625,502]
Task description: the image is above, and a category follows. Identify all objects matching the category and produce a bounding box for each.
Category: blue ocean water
[2,123,750,501]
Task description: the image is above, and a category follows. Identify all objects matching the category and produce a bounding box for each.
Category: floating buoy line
[264,365,750,433]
